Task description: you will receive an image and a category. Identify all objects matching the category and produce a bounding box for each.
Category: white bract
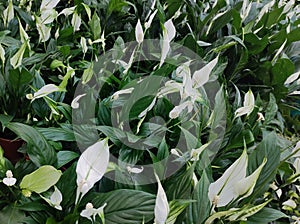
[71,94,86,109]
[144,9,157,30]
[190,142,210,161]
[169,101,193,119]
[154,173,169,224]
[159,19,176,67]
[40,0,60,11]
[10,42,27,68]
[208,149,266,207]
[41,186,63,210]
[72,12,81,32]
[293,158,300,174]
[192,57,218,88]
[0,44,5,64]
[80,37,88,54]
[76,139,110,203]
[36,17,52,42]
[282,199,297,209]
[32,84,61,101]
[292,141,300,158]
[40,9,57,24]
[3,170,17,186]
[164,19,176,42]
[234,89,255,118]
[3,0,14,27]
[284,71,300,85]
[135,19,144,44]
[257,112,265,121]
[127,166,144,174]
[80,202,107,222]
[111,87,134,100]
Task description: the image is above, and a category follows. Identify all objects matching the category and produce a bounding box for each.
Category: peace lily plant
[0,0,300,223]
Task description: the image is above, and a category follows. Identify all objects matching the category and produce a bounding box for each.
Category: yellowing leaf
[20,165,62,194]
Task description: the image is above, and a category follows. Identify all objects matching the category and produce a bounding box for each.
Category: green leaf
[271,58,294,85]
[56,163,77,209]
[187,171,211,224]
[247,207,288,224]
[89,12,101,40]
[20,165,62,194]
[81,62,94,84]
[7,122,57,166]
[166,200,192,224]
[88,189,156,224]
[57,151,78,168]
[248,132,280,200]
[165,165,195,200]
[0,205,25,224]
[37,127,75,142]
[265,93,278,123]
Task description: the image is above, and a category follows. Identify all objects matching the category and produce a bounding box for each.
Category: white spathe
[154,173,170,224]
[76,139,110,203]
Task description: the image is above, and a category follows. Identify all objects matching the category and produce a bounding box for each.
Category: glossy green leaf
[88,189,155,224]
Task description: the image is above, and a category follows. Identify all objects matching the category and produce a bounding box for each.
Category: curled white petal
[127,166,144,174]
[257,112,265,121]
[144,9,157,30]
[135,19,144,44]
[71,94,86,109]
[3,177,16,186]
[154,173,170,224]
[164,19,176,42]
[284,71,300,85]
[283,199,297,209]
[76,140,110,202]
[33,84,60,100]
[111,88,134,100]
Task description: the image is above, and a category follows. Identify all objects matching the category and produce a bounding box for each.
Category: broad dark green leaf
[84,189,156,224]
[247,132,281,200]
[57,151,78,168]
[0,205,25,224]
[187,171,211,224]
[247,207,288,224]
[271,58,294,85]
[7,122,57,166]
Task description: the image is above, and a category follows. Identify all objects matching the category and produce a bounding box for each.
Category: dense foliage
[0,0,300,223]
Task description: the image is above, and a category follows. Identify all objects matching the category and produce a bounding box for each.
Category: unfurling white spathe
[40,0,60,11]
[135,19,144,44]
[76,139,109,203]
[208,149,266,207]
[71,94,86,109]
[192,56,218,88]
[32,84,60,101]
[154,173,169,224]
[284,71,300,85]
[164,19,176,42]
[234,89,255,118]
[41,186,63,210]
[3,170,17,186]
